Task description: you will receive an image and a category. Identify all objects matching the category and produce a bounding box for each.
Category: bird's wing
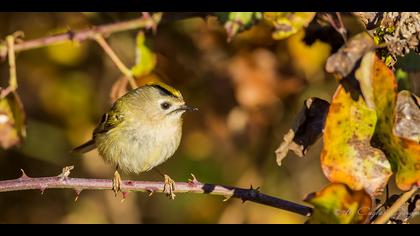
[93,103,125,137]
[72,103,125,154]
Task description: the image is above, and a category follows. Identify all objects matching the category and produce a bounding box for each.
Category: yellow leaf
[131,32,157,77]
[321,84,392,196]
[305,183,372,224]
[264,12,315,40]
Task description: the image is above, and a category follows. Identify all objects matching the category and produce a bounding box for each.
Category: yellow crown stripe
[145,81,182,99]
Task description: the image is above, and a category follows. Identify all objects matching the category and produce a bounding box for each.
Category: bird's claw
[113,170,122,197]
[163,174,176,200]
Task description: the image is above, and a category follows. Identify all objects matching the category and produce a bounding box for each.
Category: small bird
[73,82,197,199]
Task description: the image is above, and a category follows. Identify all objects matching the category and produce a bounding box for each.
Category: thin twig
[94,34,137,89]
[335,12,347,42]
[372,187,418,224]
[1,35,18,98]
[0,170,313,217]
[325,12,348,43]
[6,35,17,91]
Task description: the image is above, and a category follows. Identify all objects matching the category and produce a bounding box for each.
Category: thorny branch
[0,13,163,93]
[0,14,163,59]
[0,168,313,217]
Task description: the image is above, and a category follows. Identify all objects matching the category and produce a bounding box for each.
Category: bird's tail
[72,139,96,154]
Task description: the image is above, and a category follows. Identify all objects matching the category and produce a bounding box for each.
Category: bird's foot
[113,170,122,197]
[163,174,176,200]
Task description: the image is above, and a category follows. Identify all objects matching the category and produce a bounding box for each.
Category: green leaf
[305,183,372,224]
[131,32,157,78]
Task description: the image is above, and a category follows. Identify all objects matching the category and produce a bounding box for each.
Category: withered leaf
[275,97,330,166]
[326,32,376,78]
[0,91,26,149]
[393,90,420,143]
[362,53,420,191]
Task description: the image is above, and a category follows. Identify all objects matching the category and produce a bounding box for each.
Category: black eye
[161,102,171,110]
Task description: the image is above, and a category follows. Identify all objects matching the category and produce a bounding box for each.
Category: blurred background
[0,12,418,224]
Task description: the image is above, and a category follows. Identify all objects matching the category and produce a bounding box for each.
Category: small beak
[177,105,198,112]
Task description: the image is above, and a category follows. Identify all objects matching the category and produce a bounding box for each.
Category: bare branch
[0,12,212,59]
[0,170,313,217]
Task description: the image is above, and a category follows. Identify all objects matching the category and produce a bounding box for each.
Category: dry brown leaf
[393,90,420,143]
[326,32,375,78]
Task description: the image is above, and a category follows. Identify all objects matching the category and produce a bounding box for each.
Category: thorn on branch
[223,195,232,202]
[249,185,261,199]
[239,185,262,203]
[146,187,158,197]
[187,173,200,186]
[19,169,30,179]
[66,27,76,42]
[249,185,260,191]
[121,191,129,202]
[74,189,82,202]
[40,186,46,195]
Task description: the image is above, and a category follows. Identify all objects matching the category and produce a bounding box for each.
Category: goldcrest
[73,82,197,197]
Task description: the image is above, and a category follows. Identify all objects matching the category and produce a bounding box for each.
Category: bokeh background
[0,12,418,224]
